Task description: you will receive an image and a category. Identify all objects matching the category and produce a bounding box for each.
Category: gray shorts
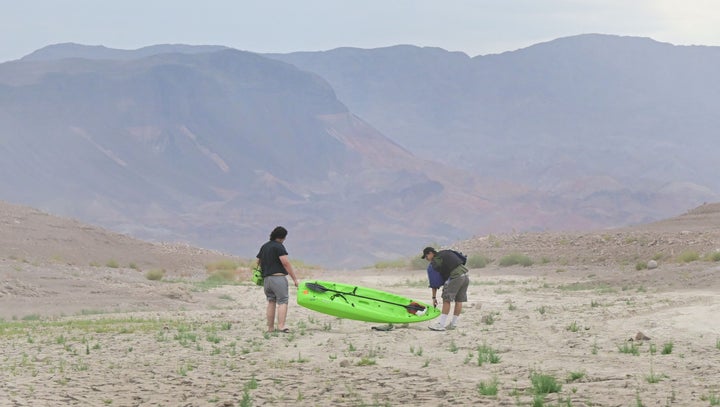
[264,275,289,304]
[442,273,469,302]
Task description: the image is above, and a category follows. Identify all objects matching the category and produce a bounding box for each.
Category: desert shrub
[409,257,428,270]
[207,268,237,282]
[145,269,165,281]
[373,259,407,269]
[706,252,720,262]
[467,254,492,268]
[205,260,240,273]
[498,253,533,267]
[288,258,319,270]
[678,251,699,263]
[635,261,647,270]
[106,260,119,268]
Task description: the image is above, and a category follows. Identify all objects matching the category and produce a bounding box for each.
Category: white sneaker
[428,322,445,331]
[446,323,457,330]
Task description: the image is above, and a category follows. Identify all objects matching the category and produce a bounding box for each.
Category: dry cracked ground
[1,200,719,406]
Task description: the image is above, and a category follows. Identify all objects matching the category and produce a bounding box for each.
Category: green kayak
[297,280,440,323]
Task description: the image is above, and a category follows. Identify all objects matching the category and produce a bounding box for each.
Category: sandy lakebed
[1,258,720,407]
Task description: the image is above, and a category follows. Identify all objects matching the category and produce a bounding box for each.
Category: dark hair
[270,226,288,241]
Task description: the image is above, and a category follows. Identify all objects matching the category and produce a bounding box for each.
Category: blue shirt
[427,263,446,289]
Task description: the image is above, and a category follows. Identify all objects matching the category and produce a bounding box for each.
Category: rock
[647,260,658,269]
[635,331,651,341]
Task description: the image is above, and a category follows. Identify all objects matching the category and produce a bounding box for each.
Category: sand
[2,258,719,406]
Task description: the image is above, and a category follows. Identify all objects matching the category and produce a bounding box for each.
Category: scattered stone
[647,260,658,269]
[635,331,651,341]
[160,286,194,302]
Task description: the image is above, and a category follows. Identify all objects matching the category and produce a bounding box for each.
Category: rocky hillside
[4,199,719,275]
[0,200,239,274]
[454,202,720,268]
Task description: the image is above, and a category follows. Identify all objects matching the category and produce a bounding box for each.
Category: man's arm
[279,255,299,287]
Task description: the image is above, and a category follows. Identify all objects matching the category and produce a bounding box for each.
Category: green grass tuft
[567,371,585,382]
[476,343,501,366]
[661,341,674,355]
[618,342,640,355]
[477,377,499,396]
[531,372,562,394]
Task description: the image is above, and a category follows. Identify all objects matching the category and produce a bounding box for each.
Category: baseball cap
[421,247,436,259]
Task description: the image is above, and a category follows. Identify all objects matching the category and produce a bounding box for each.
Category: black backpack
[450,250,467,265]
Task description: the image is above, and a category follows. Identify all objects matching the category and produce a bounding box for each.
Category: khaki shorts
[442,273,469,302]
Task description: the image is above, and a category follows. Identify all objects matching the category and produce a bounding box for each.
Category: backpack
[251,266,264,286]
[450,250,467,265]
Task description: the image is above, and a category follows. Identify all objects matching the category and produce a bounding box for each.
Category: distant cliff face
[1,36,718,267]
[0,45,512,267]
[270,34,720,219]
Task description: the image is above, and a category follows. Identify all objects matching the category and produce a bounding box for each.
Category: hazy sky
[2,0,720,62]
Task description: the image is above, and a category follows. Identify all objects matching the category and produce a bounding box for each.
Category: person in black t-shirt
[256,226,299,333]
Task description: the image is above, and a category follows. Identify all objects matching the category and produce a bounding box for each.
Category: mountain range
[1,35,718,267]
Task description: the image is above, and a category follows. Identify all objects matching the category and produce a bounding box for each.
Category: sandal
[278,328,291,333]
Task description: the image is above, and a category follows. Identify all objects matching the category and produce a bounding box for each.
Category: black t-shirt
[256,240,288,277]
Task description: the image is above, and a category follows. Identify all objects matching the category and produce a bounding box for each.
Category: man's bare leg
[453,302,463,316]
[266,301,277,332]
[276,303,288,331]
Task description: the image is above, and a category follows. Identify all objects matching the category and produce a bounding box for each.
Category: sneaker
[428,322,445,331]
[446,323,457,330]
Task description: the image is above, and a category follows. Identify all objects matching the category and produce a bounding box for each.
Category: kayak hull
[297,280,440,323]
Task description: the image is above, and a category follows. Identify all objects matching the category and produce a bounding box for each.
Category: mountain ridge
[2,35,719,266]
[1,47,521,267]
